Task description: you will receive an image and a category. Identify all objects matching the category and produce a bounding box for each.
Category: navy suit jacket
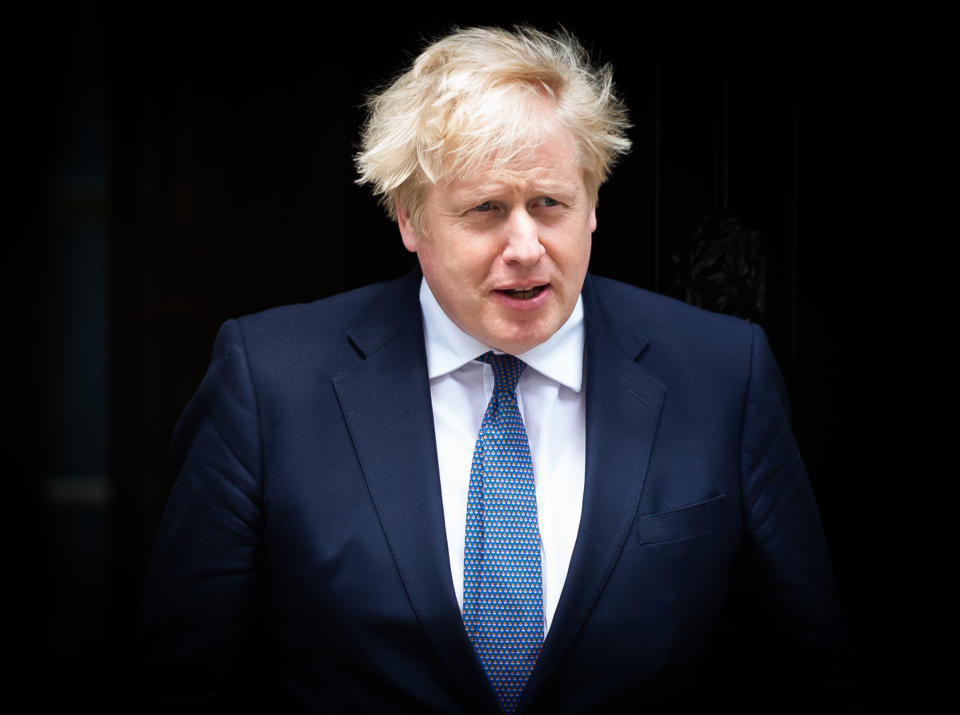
[132,271,862,713]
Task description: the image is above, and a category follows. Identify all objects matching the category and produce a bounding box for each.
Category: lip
[491,283,552,311]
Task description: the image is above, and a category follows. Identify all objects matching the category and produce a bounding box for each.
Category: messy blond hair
[354,26,632,231]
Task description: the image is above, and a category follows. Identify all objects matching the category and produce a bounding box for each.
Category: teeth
[506,287,542,299]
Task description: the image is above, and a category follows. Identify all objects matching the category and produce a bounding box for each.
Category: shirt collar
[419,277,585,393]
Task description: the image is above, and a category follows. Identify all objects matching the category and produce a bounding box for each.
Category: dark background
[10,4,925,713]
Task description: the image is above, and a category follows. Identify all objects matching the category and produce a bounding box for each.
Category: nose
[501,208,545,265]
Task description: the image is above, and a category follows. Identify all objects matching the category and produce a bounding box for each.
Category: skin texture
[398,123,597,355]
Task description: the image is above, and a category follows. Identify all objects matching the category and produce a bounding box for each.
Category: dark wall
[17,5,920,713]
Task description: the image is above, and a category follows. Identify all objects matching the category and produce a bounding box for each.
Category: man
[133,26,862,713]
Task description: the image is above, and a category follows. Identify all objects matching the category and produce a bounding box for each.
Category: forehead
[440,124,584,196]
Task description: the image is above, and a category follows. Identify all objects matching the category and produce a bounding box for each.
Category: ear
[589,205,597,234]
[397,201,420,254]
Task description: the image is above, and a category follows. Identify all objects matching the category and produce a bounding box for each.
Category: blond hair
[354,26,632,231]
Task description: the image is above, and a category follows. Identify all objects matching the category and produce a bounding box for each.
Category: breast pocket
[634,494,728,545]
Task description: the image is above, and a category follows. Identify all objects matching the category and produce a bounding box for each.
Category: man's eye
[537,197,560,208]
[474,201,493,212]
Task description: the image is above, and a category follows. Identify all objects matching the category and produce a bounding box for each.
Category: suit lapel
[519,275,667,711]
[332,273,499,714]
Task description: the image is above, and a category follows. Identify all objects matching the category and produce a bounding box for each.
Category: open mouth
[499,285,547,300]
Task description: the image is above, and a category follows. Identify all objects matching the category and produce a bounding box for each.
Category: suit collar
[344,269,423,360]
[580,273,651,362]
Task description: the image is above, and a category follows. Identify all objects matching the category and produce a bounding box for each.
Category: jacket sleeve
[735,323,865,712]
[131,319,267,712]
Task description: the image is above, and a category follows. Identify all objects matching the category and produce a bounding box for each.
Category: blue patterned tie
[463,352,544,713]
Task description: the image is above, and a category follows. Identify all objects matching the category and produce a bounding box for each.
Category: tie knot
[478,351,525,395]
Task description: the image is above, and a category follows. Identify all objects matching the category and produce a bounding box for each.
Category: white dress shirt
[419,278,586,634]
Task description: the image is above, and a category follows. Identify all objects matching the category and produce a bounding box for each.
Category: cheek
[419,250,482,308]
[414,245,439,282]
[441,243,496,285]
[549,222,592,270]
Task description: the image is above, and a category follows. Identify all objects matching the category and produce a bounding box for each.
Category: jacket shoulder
[219,272,420,375]
[587,274,755,350]
[239,275,411,335]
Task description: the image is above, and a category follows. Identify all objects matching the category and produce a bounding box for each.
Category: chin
[490,328,550,355]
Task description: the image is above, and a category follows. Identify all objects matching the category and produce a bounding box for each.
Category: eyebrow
[456,179,581,202]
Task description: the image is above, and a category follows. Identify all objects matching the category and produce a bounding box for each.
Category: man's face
[398,124,596,355]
